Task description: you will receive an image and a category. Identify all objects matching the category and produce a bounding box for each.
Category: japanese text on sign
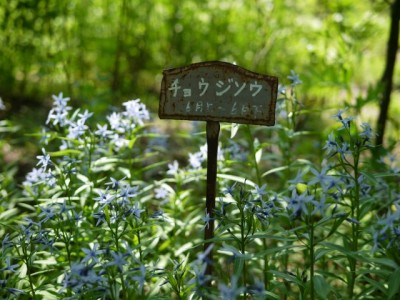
[159,61,278,126]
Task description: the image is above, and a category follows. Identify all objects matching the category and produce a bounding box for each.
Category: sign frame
[159,61,278,126]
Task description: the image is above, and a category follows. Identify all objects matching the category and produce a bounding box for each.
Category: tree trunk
[375,0,400,146]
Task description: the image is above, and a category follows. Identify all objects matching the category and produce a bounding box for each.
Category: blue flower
[308,167,336,190]
[311,196,329,216]
[72,210,84,223]
[377,202,400,233]
[94,189,116,207]
[107,112,124,131]
[92,211,106,226]
[67,118,89,139]
[154,185,170,201]
[360,122,374,141]
[203,209,214,230]
[218,275,245,300]
[1,233,13,250]
[151,209,165,219]
[190,263,210,289]
[77,109,93,122]
[122,99,150,126]
[167,160,179,176]
[119,185,138,203]
[248,280,266,297]
[38,205,56,223]
[223,183,236,196]
[288,171,306,186]
[7,288,26,296]
[108,251,127,272]
[95,124,113,138]
[52,92,70,109]
[252,184,267,198]
[65,262,103,292]
[188,152,203,169]
[196,244,214,265]
[323,132,338,155]
[287,70,302,86]
[131,264,146,293]
[278,84,286,95]
[105,177,125,190]
[82,243,103,264]
[286,189,314,217]
[132,201,145,220]
[332,108,349,123]
[339,117,354,130]
[0,257,19,272]
[36,148,52,171]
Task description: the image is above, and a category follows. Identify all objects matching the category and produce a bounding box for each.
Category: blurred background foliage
[0,0,399,172]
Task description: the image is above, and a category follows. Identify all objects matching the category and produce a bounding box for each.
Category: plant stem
[22,242,37,299]
[137,226,143,262]
[346,134,361,299]
[245,125,271,291]
[309,223,315,300]
[239,194,247,299]
[113,222,128,299]
[245,125,262,185]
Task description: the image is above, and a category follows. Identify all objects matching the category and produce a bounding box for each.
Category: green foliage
[0,0,390,107]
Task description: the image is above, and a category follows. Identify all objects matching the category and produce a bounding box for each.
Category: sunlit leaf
[217,174,256,187]
[231,123,240,138]
[0,208,19,219]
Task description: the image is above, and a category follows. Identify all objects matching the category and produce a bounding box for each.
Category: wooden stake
[204,121,220,277]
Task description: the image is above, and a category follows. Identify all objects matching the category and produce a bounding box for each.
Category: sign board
[159,61,278,126]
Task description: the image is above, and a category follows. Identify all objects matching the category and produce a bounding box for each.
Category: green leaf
[174,242,193,256]
[314,275,330,298]
[362,276,386,295]
[363,257,397,269]
[141,160,168,173]
[76,173,90,183]
[255,148,262,164]
[325,214,347,239]
[231,123,240,138]
[388,268,400,298]
[0,208,19,219]
[128,137,137,149]
[262,166,289,177]
[293,158,313,165]
[17,202,36,212]
[314,248,333,262]
[269,270,304,287]
[254,244,302,258]
[48,149,81,157]
[220,243,245,258]
[217,174,256,187]
[233,257,244,278]
[320,242,355,258]
[74,183,91,195]
[264,291,279,299]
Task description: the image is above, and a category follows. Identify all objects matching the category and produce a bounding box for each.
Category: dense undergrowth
[0,74,400,299]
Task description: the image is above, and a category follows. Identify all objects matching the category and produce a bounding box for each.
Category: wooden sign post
[159,61,278,276]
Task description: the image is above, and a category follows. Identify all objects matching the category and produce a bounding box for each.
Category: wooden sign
[159,61,278,278]
[159,61,278,126]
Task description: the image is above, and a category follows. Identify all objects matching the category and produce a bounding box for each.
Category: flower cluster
[46,92,72,127]
[2,76,400,300]
[372,200,400,253]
